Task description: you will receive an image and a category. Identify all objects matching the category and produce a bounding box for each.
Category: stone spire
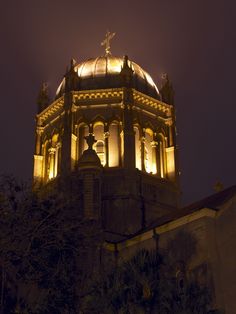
[65,58,80,92]
[120,55,134,87]
[160,73,175,105]
[37,82,50,113]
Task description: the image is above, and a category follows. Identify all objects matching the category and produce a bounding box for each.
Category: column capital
[36,126,44,135]
[48,147,56,154]
[151,141,158,148]
[141,136,146,143]
[164,118,173,126]
[104,131,110,139]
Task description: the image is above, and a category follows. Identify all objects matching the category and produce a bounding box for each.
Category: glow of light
[166,146,175,179]
[146,163,151,173]
[152,162,157,174]
[71,134,77,169]
[33,155,43,179]
[49,169,54,180]
[107,58,122,73]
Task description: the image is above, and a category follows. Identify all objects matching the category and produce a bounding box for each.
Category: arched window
[95,140,105,165]
[93,122,105,166]
[44,133,61,181]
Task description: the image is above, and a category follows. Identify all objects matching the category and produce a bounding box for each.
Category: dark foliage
[0,175,102,314]
[0,175,220,314]
[82,248,215,314]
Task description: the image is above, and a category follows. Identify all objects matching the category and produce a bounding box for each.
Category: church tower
[33,34,180,234]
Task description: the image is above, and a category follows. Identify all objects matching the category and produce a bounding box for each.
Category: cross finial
[101,30,116,56]
[85,133,97,150]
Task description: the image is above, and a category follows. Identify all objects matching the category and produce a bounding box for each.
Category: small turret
[37,82,50,113]
[120,55,134,87]
[65,58,80,92]
[160,74,175,106]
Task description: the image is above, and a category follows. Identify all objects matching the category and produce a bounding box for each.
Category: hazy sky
[0,0,235,204]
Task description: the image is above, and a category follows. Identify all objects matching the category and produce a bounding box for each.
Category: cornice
[133,90,172,116]
[158,116,173,125]
[35,89,173,127]
[72,89,123,104]
[36,96,64,125]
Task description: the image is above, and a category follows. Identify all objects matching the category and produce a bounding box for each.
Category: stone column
[151,140,158,175]
[54,143,61,177]
[156,141,161,177]
[119,128,123,166]
[141,134,145,171]
[48,147,56,179]
[35,126,43,155]
[33,124,44,184]
[104,131,109,167]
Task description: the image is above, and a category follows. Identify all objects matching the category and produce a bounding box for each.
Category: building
[33,35,180,234]
[33,35,236,313]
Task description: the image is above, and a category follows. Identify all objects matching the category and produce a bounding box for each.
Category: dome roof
[56,55,160,99]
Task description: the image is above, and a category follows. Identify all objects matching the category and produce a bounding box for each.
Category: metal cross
[101,31,116,56]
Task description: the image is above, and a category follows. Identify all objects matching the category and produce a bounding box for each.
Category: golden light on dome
[55,55,160,100]
[94,57,106,76]
[107,57,122,73]
[73,56,159,92]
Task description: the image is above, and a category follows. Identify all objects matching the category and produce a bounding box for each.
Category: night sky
[0,0,235,205]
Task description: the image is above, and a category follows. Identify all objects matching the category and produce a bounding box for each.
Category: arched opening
[42,133,61,181]
[95,140,105,165]
[93,122,105,166]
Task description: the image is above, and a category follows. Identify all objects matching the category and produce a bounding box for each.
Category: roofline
[104,207,217,252]
[104,184,236,251]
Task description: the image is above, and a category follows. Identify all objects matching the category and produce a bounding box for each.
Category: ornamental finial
[101,30,115,56]
[85,133,97,150]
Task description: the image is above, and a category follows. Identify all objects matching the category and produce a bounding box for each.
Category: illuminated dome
[56,55,160,99]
